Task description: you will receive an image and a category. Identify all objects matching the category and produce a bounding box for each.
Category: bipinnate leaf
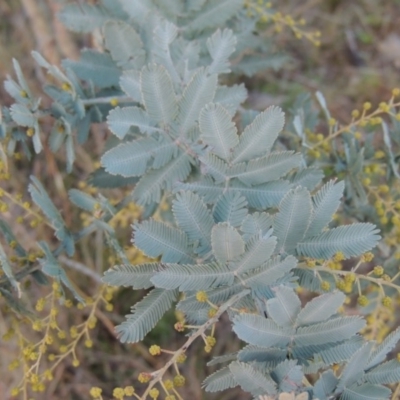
[214,84,247,115]
[101,140,152,177]
[271,360,303,393]
[365,360,400,385]
[38,242,83,303]
[120,69,141,101]
[229,361,277,396]
[313,370,338,400]
[294,316,365,347]
[104,20,145,69]
[140,64,177,125]
[103,263,157,289]
[120,0,154,25]
[132,152,191,205]
[232,106,285,164]
[29,177,74,256]
[116,288,178,343]
[337,342,374,391]
[10,104,36,127]
[203,367,237,392]
[211,223,245,264]
[68,189,98,212]
[316,336,364,366]
[340,384,391,400]
[290,167,324,191]
[172,191,213,254]
[0,220,27,258]
[63,50,120,88]
[177,68,218,136]
[199,103,238,161]
[274,187,312,255]
[240,212,273,241]
[89,167,138,188]
[0,242,18,292]
[12,58,31,97]
[238,345,287,366]
[187,0,243,32]
[232,313,292,348]
[242,256,297,288]
[151,262,234,291]
[213,192,248,228]
[266,286,301,328]
[133,220,194,263]
[305,180,345,237]
[230,231,276,274]
[107,106,161,139]
[58,3,110,33]
[297,223,381,260]
[366,326,400,369]
[234,151,302,186]
[153,20,180,82]
[207,28,237,75]
[296,291,346,326]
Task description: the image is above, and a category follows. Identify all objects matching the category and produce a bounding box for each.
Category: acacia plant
[1,1,400,400]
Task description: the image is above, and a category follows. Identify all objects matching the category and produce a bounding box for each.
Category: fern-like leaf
[186,0,243,32]
[297,223,381,260]
[102,263,157,289]
[232,313,292,348]
[29,177,74,256]
[238,345,287,367]
[211,222,245,264]
[366,326,400,369]
[213,192,248,228]
[107,107,161,139]
[231,231,276,274]
[172,191,213,254]
[140,64,178,125]
[207,28,237,75]
[242,256,297,288]
[289,167,324,191]
[202,367,237,392]
[232,106,285,164]
[104,20,145,69]
[177,68,217,136]
[240,212,273,241]
[313,370,338,400]
[274,187,312,255]
[151,262,234,291]
[120,69,141,101]
[214,84,247,115]
[340,383,391,400]
[58,3,110,33]
[234,152,302,186]
[266,286,301,328]
[271,360,304,393]
[132,152,192,205]
[315,336,364,366]
[116,288,178,343]
[199,103,239,161]
[133,220,193,263]
[305,180,345,238]
[101,138,156,177]
[296,291,346,326]
[364,360,400,385]
[229,361,277,396]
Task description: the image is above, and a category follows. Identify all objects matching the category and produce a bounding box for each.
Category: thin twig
[140,289,250,399]
[58,255,103,284]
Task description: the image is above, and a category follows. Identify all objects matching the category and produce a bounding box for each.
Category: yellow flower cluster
[244,0,321,45]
